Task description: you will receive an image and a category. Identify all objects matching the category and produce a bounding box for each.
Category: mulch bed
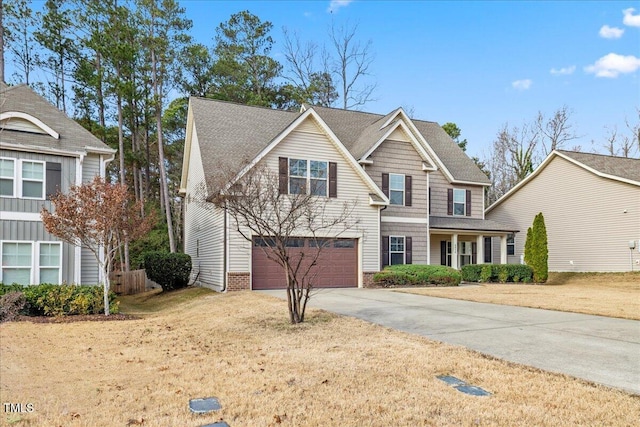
[12,313,140,323]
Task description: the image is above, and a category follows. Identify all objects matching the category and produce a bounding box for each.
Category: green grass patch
[117,286,215,315]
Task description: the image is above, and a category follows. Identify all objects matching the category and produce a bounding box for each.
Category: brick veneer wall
[227,272,250,291]
[362,272,377,288]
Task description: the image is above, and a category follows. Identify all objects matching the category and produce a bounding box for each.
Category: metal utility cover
[189,397,222,414]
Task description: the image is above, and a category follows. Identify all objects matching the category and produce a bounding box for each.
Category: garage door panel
[252,238,357,290]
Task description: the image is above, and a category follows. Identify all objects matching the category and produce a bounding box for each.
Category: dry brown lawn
[1,288,639,426]
[400,272,640,320]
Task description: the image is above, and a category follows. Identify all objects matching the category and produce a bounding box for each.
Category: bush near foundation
[373,265,461,287]
[143,252,192,291]
[0,283,119,317]
[461,264,534,283]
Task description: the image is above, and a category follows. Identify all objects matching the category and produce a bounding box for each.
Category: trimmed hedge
[461,264,534,283]
[143,252,192,291]
[373,265,461,287]
[0,283,119,317]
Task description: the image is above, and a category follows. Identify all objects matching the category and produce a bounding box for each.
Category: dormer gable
[0,111,60,139]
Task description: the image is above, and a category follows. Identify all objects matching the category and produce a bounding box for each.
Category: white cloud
[550,65,576,76]
[599,25,624,39]
[623,8,640,27]
[584,53,640,78]
[512,79,532,91]
[328,0,353,13]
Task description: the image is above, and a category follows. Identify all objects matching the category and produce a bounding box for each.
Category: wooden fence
[110,269,148,295]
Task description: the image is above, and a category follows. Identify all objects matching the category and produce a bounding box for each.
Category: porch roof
[429,216,518,233]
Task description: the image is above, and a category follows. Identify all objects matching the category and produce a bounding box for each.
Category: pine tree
[523,226,533,267]
[524,213,548,283]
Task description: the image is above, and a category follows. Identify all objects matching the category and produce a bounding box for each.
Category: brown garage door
[251,237,358,290]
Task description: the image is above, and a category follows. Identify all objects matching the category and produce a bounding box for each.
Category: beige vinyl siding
[382,222,428,265]
[183,127,225,290]
[227,116,381,274]
[487,156,640,272]
[2,117,47,134]
[366,138,428,219]
[429,169,484,218]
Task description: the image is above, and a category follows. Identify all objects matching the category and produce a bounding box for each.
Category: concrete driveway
[260,288,640,394]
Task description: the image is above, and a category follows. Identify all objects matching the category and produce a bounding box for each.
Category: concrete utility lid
[189,397,222,414]
[200,422,230,427]
[437,375,491,397]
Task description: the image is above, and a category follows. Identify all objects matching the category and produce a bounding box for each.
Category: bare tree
[209,164,359,324]
[536,105,578,155]
[1,0,5,83]
[41,177,154,315]
[328,20,376,110]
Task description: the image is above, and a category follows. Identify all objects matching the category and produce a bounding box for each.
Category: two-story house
[179,98,516,291]
[0,82,116,285]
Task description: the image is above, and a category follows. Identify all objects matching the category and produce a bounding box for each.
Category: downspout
[222,204,228,292]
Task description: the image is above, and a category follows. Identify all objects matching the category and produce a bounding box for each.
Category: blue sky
[182,0,639,158]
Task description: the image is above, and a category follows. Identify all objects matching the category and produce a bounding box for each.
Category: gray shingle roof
[0,83,113,154]
[190,99,490,188]
[558,150,640,183]
[429,216,518,233]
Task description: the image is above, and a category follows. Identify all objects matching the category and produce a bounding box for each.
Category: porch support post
[476,235,484,264]
[500,234,508,264]
[451,233,459,269]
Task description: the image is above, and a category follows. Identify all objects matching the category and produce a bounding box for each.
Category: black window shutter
[440,241,447,265]
[484,237,492,263]
[466,189,472,216]
[447,189,453,215]
[405,175,412,206]
[382,173,389,197]
[382,236,389,267]
[46,162,62,199]
[405,237,412,264]
[428,187,431,214]
[472,242,477,264]
[278,157,288,194]
[329,162,337,198]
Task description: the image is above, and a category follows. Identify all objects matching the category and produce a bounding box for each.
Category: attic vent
[0,112,60,139]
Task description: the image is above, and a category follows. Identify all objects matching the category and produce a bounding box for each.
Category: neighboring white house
[486,150,640,272]
[0,82,116,285]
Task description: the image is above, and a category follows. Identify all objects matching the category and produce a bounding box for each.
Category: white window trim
[36,241,62,285]
[389,235,406,265]
[1,240,62,285]
[389,173,405,206]
[19,159,46,200]
[288,158,329,197]
[453,188,466,216]
[459,241,473,267]
[1,240,34,285]
[0,157,17,198]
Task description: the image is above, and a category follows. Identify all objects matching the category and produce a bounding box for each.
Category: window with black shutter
[46,162,61,199]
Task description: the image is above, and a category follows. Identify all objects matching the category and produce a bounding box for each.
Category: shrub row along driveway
[262,288,640,394]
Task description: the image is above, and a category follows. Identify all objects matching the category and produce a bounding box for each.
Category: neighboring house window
[447,188,471,216]
[20,160,45,199]
[1,241,62,285]
[382,173,412,206]
[382,236,412,266]
[507,234,515,256]
[1,241,33,285]
[280,157,337,197]
[0,158,15,197]
[38,242,62,284]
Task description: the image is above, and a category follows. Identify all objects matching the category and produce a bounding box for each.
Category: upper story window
[0,157,58,200]
[389,174,405,205]
[280,157,337,198]
[447,188,471,217]
[21,160,45,199]
[382,173,412,206]
[0,158,15,197]
[453,189,466,216]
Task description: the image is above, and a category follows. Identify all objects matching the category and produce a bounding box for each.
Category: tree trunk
[1,0,5,83]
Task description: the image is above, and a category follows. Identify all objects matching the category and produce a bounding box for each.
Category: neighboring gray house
[0,82,116,285]
[486,150,640,272]
[180,99,515,291]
